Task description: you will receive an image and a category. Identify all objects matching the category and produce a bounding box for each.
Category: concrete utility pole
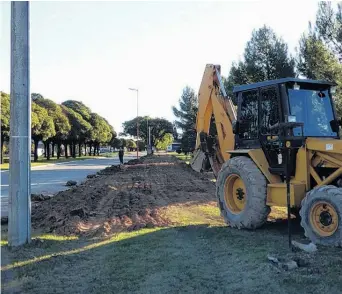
[129,88,139,159]
[8,1,31,246]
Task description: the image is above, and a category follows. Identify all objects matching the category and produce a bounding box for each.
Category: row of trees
[1,92,116,163]
[172,2,342,152]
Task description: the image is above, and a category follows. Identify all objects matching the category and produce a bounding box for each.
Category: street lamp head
[128,88,138,92]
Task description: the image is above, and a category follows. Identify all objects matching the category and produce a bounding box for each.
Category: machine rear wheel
[216,156,270,229]
[300,185,342,247]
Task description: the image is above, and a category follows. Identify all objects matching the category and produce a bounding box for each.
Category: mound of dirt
[31,155,216,237]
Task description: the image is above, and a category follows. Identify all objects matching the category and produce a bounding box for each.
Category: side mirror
[330,119,340,133]
[232,120,240,134]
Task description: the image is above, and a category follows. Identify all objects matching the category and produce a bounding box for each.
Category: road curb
[0,155,141,173]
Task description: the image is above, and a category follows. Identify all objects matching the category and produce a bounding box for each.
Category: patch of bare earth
[32,155,216,237]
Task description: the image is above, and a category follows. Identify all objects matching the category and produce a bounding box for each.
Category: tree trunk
[34,139,39,162]
[84,143,87,156]
[65,143,69,158]
[78,142,82,157]
[1,135,4,164]
[88,143,92,156]
[73,142,76,158]
[52,142,55,157]
[93,143,96,156]
[57,143,61,159]
[44,142,47,158]
[97,144,100,156]
[46,141,51,160]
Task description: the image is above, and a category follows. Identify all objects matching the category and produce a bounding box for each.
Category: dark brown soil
[31,155,216,237]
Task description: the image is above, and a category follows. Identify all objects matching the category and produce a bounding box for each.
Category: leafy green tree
[33,94,71,159]
[31,102,56,161]
[180,130,197,154]
[110,137,122,150]
[61,100,114,156]
[137,140,145,151]
[225,25,296,99]
[172,86,198,151]
[122,117,174,148]
[31,93,44,101]
[62,100,92,121]
[103,118,116,154]
[61,105,91,158]
[126,139,137,151]
[88,113,113,156]
[120,138,127,148]
[1,92,10,163]
[62,100,92,156]
[155,133,174,150]
[107,128,118,153]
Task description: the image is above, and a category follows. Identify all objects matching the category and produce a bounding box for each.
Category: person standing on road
[119,147,124,165]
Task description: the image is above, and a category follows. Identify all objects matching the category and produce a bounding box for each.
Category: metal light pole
[146,118,149,153]
[9,1,31,246]
[147,118,148,143]
[129,88,139,159]
[148,126,152,154]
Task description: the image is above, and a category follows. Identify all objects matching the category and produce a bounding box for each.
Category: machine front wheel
[216,156,270,229]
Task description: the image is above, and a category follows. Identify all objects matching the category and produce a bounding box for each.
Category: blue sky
[0,1,319,133]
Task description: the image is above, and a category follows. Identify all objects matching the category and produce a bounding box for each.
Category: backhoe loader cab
[192,64,342,247]
[232,78,340,177]
[232,78,339,146]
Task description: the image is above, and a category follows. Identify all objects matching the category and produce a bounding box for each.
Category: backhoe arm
[191,64,237,175]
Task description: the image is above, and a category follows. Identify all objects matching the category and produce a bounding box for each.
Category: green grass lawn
[0,155,107,170]
[2,203,342,294]
[99,152,118,158]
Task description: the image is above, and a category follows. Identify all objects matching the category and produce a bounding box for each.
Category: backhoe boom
[191,64,236,175]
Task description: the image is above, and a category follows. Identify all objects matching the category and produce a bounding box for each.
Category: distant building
[166,142,181,152]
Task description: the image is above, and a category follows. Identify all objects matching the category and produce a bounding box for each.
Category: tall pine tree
[172,86,198,152]
[297,3,342,116]
[225,25,296,99]
[315,2,342,61]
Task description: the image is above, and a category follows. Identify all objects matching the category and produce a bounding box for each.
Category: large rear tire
[216,156,270,229]
[300,185,342,247]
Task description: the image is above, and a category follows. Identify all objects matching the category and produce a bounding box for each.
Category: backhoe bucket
[190,149,206,172]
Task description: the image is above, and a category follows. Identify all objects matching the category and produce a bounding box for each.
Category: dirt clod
[66,180,77,186]
[31,194,52,201]
[70,208,87,218]
[31,155,216,237]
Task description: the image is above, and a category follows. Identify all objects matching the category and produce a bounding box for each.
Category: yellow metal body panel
[294,147,310,189]
[306,138,342,154]
[267,183,306,207]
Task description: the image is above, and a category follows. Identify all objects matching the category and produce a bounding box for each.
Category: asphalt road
[0,155,138,218]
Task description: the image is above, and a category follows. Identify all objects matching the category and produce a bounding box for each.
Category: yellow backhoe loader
[191,64,342,247]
